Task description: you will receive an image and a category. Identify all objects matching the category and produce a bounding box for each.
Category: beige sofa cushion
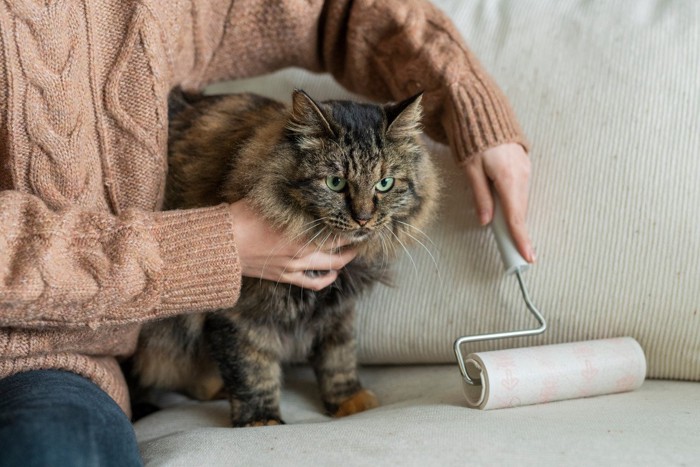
[208,0,700,380]
[135,366,700,466]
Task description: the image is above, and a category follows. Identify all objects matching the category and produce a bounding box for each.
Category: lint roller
[453,198,646,410]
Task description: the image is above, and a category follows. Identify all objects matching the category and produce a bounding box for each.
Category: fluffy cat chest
[236,260,384,326]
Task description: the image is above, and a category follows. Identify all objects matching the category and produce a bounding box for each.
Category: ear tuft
[384,92,423,139]
[288,89,336,138]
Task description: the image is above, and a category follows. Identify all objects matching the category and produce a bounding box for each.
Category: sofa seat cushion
[135,365,700,466]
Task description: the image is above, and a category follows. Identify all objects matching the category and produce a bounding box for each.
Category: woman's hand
[229,199,356,290]
[461,143,535,263]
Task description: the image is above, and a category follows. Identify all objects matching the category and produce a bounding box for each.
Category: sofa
[134,1,700,465]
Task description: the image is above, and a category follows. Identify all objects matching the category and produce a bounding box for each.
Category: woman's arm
[0,190,241,329]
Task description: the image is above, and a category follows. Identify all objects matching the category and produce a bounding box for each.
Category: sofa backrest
[207,0,700,381]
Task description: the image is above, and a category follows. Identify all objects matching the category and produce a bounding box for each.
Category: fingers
[493,182,535,263]
[303,247,357,271]
[285,248,356,275]
[274,242,357,290]
[263,222,358,287]
[274,247,354,291]
[464,143,536,263]
[462,157,494,225]
[280,270,340,291]
[278,233,357,291]
[230,198,358,289]
[315,234,355,251]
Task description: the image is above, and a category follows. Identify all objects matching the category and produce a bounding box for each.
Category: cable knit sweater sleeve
[0,191,241,329]
[174,0,527,163]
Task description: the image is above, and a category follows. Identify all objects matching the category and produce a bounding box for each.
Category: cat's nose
[353,212,372,226]
[351,200,373,226]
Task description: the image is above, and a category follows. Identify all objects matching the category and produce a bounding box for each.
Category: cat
[131,88,438,427]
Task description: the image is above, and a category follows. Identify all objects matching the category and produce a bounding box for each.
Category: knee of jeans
[1,404,140,467]
[0,371,142,467]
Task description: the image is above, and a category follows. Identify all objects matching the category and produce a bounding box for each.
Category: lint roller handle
[491,195,530,276]
[453,194,544,393]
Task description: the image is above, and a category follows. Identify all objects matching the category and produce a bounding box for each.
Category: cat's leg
[204,313,284,427]
[132,315,222,400]
[308,306,379,417]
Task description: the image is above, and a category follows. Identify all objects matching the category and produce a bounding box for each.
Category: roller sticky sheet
[453,199,646,410]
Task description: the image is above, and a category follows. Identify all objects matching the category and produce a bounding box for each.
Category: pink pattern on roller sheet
[493,394,522,408]
[500,369,519,391]
[493,353,516,370]
[573,343,596,358]
[575,360,599,398]
[581,360,599,381]
[577,384,593,398]
[614,338,645,377]
[506,396,522,408]
[533,352,555,367]
[539,376,559,404]
[609,337,630,347]
[615,374,638,392]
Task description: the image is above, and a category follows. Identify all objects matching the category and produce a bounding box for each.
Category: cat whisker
[319,229,335,254]
[379,226,398,260]
[286,281,294,311]
[394,220,438,249]
[329,233,345,298]
[383,225,418,277]
[303,229,335,301]
[376,228,390,279]
[274,226,327,295]
[401,229,443,287]
[322,232,335,268]
[260,217,328,287]
[318,229,336,279]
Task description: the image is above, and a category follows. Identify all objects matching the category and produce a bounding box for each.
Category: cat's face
[282,90,436,254]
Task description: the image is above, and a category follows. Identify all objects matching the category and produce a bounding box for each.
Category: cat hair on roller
[453,197,646,410]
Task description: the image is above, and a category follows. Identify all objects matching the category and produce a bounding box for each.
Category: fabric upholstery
[135,366,700,466]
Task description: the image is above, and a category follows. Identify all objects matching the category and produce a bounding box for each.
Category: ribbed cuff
[443,81,529,163]
[150,204,241,315]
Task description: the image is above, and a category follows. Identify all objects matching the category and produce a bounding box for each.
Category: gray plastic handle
[491,197,530,276]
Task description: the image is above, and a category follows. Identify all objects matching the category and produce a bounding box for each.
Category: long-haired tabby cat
[132,88,438,427]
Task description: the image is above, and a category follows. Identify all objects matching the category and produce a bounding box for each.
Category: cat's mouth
[326,225,373,243]
[351,228,372,240]
[321,219,380,244]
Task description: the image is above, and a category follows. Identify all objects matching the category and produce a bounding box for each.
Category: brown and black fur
[132,89,438,427]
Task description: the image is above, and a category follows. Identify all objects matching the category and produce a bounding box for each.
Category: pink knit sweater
[0,0,525,415]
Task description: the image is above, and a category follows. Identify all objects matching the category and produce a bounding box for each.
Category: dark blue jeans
[0,370,142,467]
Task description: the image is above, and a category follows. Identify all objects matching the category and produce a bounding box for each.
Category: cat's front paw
[237,418,285,428]
[229,399,284,427]
[332,389,379,417]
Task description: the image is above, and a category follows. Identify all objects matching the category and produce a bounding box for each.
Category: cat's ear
[384,92,423,139]
[289,89,336,138]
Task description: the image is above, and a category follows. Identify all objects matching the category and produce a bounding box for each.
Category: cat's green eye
[375,177,395,192]
[326,176,347,192]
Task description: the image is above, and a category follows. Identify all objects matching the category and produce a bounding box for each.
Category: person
[0,0,533,465]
